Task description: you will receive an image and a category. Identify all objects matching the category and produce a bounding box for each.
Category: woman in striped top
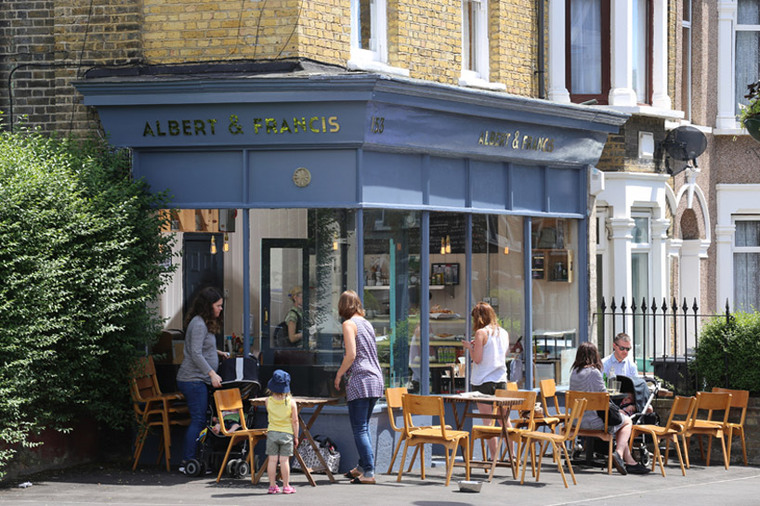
[334,290,384,484]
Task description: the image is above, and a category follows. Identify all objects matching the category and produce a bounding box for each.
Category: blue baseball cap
[267,369,291,394]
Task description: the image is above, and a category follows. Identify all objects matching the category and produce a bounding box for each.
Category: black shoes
[612,452,628,475]
[626,462,651,474]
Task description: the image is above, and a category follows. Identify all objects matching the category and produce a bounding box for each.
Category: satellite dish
[661,125,707,175]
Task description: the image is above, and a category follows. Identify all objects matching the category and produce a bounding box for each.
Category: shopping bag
[292,435,340,474]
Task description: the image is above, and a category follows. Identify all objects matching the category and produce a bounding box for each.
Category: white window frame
[716,0,760,133]
[549,0,674,115]
[348,0,409,76]
[731,216,760,311]
[459,0,505,90]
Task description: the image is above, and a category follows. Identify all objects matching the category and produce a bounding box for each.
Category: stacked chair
[129,355,190,471]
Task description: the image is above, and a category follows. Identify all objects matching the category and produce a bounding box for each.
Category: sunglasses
[616,344,631,352]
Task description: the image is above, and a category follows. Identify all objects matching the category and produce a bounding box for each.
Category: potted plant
[739,79,760,142]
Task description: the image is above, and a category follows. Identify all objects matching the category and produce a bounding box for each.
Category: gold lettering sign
[477,129,555,153]
[142,115,341,137]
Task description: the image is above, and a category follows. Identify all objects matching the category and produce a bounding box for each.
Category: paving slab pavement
[1,459,759,506]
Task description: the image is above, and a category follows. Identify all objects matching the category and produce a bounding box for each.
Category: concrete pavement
[2,457,759,506]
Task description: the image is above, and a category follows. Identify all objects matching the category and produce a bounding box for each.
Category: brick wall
[2,0,551,137]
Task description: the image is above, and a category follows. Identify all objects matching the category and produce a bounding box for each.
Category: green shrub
[692,311,760,394]
[0,118,175,477]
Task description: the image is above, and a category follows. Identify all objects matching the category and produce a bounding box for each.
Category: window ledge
[713,127,746,136]
[663,120,713,134]
[347,59,410,77]
[604,105,684,120]
[458,75,506,92]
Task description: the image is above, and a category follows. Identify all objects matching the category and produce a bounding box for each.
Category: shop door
[260,239,309,366]
[183,233,224,331]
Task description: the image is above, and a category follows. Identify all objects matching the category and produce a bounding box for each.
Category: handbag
[597,402,623,426]
[292,435,341,474]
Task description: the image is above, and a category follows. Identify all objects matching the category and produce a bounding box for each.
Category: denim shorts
[472,381,507,395]
[266,431,294,456]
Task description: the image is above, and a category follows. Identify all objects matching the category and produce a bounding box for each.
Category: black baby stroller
[618,374,661,466]
[184,356,262,478]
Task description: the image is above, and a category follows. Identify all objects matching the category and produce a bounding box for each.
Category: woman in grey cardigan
[176,287,228,472]
[569,342,649,475]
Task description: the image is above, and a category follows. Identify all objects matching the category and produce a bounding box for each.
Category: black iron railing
[595,297,732,391]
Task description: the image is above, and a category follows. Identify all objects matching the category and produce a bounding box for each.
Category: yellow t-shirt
[266,395,294,434]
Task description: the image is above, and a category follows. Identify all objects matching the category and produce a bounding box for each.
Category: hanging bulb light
[333,234,339,251]
[210,235,217,255]
[445,235,451,254]
[440,237,446,255]
[503,245,509,255]
[223,233,229,253]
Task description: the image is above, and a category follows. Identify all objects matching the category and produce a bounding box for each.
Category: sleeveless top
[346,316,384,402]
[470,325,509,386]
[266,395,294,434]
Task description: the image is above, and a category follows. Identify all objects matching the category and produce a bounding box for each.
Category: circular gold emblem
[293,167,311,187]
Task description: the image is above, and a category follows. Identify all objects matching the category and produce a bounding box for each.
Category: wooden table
[250,396,340,486]
[442,393,523,481]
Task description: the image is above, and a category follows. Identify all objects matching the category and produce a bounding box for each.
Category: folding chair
[712,387,749,466]
[629,395,696,476]
[519,397,587,488]
[213,388,267,483]
[685,391,732,469]
[130,355,189,471]
[397,394,470,486]
[565,390,615,474]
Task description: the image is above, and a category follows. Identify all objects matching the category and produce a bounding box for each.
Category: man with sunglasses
[602,333,638,379]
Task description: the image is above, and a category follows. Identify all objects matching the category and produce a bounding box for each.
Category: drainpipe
[536,0,546,99]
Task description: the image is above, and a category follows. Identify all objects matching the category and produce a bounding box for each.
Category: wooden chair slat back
[712,387,749,424]
[696,391,732,423]
[213,388,249,433]
[666,396,697,431]
[402,394,447,437]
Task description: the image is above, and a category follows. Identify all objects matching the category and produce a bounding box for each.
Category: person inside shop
[279,285,304,347]
[569,342,650,475]
[176,286,230,474]
[602,332,640,415]
[460,301,511,460]
[334,290,384,485]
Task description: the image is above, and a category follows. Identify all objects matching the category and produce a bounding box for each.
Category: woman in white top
[461,301,510,459]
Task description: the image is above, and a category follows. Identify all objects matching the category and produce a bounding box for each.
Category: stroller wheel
[185,459,202,477]
[227,459,239,477]
[236,460,250,478]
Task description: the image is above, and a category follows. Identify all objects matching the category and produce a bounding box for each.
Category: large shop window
[736,0,760,117]
[733,219,760,311]
[531,217,578,387]
[255,209,358,397]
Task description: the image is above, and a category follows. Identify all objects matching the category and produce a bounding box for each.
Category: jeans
[347,397,379,477]
[177,380,209,462]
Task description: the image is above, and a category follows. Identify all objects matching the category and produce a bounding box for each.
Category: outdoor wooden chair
[519,397,587,488]
[385,387,422,474]
[565,390,615,474]
[213,388,267,484]
[535,378,564,432]
[629,395,696,476]
[397,394,470,486]
[712,387,750,465]
[685,391,732,469]
[130,355,189,471]
[470,389,537,479]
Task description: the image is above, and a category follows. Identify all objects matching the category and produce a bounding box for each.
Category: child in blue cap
[266,369,299,494]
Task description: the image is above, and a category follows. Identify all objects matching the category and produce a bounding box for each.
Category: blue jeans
[347,397,378,477]
[177,380,209,462]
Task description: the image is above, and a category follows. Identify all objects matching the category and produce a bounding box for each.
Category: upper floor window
[350,0,387,66]
[736,0,760,116]
[460,0,503,90]
[733,218,760,311]
[566,0,652,105]
[681,0,692,121]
